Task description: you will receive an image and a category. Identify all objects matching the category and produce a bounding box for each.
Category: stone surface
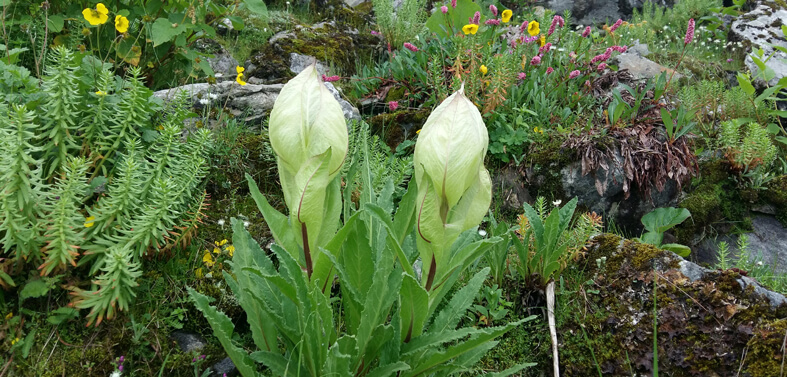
[693,215,787,275]
[170,331,206,353]
[545,0,675,26]
[492,166,532,214]
[730,0,787,87]
[289,53,328,76]
[211,357,237,377]
[324,81,361,121]
[154,81,283,124]
[613,51,683,81]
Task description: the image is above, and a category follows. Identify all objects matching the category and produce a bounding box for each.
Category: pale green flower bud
[413,86,492,291]
[268,64,348,275]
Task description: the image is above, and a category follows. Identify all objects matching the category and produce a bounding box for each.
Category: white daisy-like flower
[714,39,720,43]
[663,25,669,30]
[478,229,487,237]
[217,219,225,226]
[553,200,562,206]
[110,371,122,377]
[208,93,218,100]
[198,98,210,105]
[243,220,250,228]
[757,261,763,266]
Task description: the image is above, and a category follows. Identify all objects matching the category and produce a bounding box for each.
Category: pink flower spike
[609,19,623,33]
[569,70,580,79]
[322,74,340,82]
[518,72,527,80]
[451,0,456,7]
[530,55,541,65]
[472,11,481,25]
[388,101,399,111]
[684,18,695,45]
[547,15,564,36]
[371,30,381,36]
[538,42,552,54]
[546,67,554,74]
[403,42,419,52]
[485,19,501,26]
[441,5,448,13]
[582,26,591,38]
[490,4,498,16]
[520,20,529,33]
[597,63,607,71]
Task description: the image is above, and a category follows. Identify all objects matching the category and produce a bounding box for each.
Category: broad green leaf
[755,85,781,103]
[227,16,245,31]
[367,362,410,377]
[19,279,49,301]
[189,288,260,376]
[249,351,298,377]
[641,207,691,234]
[243,0,269,16]
[431,267,489,333]
[641,231,663,246]
[485,363,538,377]
[47,15,64,33]
[46,307,79,325]
[150,18,187,47]
[246,173,298,252]
[399,274,429,342]
[662,243,692,257]
[0,270,15,287]
[737,74,756,96]
[425,0,481,37]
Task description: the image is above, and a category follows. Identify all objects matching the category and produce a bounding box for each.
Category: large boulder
[544,0,675,26]
[729,0,787,87]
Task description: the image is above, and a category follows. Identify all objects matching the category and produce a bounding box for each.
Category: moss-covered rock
[368,108,430,150]
[764,175,787,225]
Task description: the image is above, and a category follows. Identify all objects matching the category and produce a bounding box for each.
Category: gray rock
[208,53,240,79]
[324,82,361,121]
[154,81,283,124]
[170,331,206,353]
[289,53,328,76]
[738,276,787,307]
[730,0,787,87]
[679,259,711,282]
[546,0,674,26]
[344,0,366,6]
[613,52,683,81]
[492,166,532,214]
[211,357,237,377]
[629,39,650,57]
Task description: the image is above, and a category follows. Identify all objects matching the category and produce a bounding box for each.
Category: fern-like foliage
[0,104,45,259]
[81,67,116,155]
[40,46,82,178]
[71,246,142,326]
[719,121,777,169]
[117,178,181,258]
[39,157,90,276]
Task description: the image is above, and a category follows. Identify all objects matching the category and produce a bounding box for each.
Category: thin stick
[547,279,560,377]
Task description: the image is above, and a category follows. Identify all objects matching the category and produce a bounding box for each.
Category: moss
[368,109,430,149]
[384,86,407,102]
[746,319,787,376]
[764,175,787,226]
[523,136,573,201]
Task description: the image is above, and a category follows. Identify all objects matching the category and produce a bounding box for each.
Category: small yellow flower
[480,65,488,75]
[501,9,512,23]
[533,127,544,134]
[212,247,221,254]
[84,216,95,228]
[416,129,421,134]
[95,90,107,96]
[202,252,215,267]
[225,245,235,257]
[527,21,540,36]
[539,35,546,47]
[115,15,129,33]
[462,24,479,35]
[218,239,228,246]
[11,337,20,346]
[5,312,12,320]
[235,65,247,86]
[82,3,109,26]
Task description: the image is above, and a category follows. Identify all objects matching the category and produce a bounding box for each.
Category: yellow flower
[501,9,512,23]
[202,252,215,267]
[82,3,109,26]
[212,247,221,254]
[235,65,247,85]
[539,35,546,47]
[115,15,129,33]
[5,312,12,320]
[195,268,204,279]
[480,65,488,75]
[462,24,479,35]
[416,129,421,134]
[11,337,20,346]
[95,90,107,96]
[225,245,235,257]
[84,216,95,228]
[533,127,544,134]
[219,239,228,246]
[527,21,540,36]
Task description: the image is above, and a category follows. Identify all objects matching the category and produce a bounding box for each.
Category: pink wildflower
[609,19,623,33]
[520,20,529,33]
[441,5,448,13]
[611,45,627,53]
[538,42,552,54]
[485,19,501,26]
[569,70,580,79]
[451,0,456,7]
[518,72,527,80]
[684,18,695,45]
[582,26,591,38]
[371,30,381,36]
[490,4,498,16]
[530,55,541,65]
[322,74,340,82]
[597,63,607,71]
[388,101,399,111]
[473,11,481,25]
[547,15,565,36]
[403,42,419,52]
[546,67,554,74]
[590,47,613,64]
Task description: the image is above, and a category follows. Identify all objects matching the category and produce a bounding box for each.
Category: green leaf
[737,74,756,96]
[485,363,538,376]
[19,279,50,301]
[755,85,781,103]
[399,274,429,342]
[227,16,245,31]
[661,243,692,257]
[47,15,64,33]
[641,207,691,234]
[150,18,187,47]
[247,173,298,253]
[243,0,269,16]
[21,330,36,359]
[249,351,298,377]
[188,288,261,376]
[367,362,410,377]
[425,0,481,37]
[0,271,15,287]
[46,307,79,325]
[431,268,489,333]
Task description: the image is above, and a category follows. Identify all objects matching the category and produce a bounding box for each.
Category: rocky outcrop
[729,0,787,87]
[543,0,675,26]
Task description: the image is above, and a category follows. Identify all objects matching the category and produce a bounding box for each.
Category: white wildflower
[217,219,225,226]
[552,199,562,207]
[198,98,210,105]
[243,220,251,228]
[478,229,487,237]
[208,93,218,100]
[110,371,122,377]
